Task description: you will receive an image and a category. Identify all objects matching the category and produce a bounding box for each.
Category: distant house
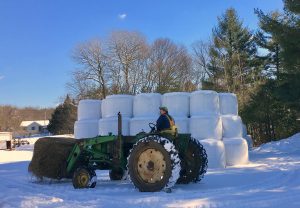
[20,120,49,135]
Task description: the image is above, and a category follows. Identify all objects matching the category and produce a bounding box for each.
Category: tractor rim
[77,172,89,187]
[137,148,166,183]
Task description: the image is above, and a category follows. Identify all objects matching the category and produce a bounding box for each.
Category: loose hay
[28,137,77,179]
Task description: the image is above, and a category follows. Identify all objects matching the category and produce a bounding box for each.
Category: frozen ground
[1,134,300,208]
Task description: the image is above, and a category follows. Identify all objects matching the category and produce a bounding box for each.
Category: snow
[77,99,102,121]
[1,133,300,207]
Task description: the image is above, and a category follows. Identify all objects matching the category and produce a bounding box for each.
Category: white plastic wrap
[101,95,133,118]
[77,99,102,121]
[74,119,99,139]
[221,115,243,138]
[219,93,238,115]
[223,137,249,166]
[190,90,220,116]
[190,116,222,140]
[173,117,189,134]
[129,117,157,135]
[162,92,190,117]
[200,139,226,169]
[99,117,130,136]
[133,93,161,117]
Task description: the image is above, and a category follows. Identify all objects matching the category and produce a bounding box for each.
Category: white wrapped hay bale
[221,115,243,138]
[130,117,157,135]
[133,93,161,117]
[99,117,130,136]
[162,92,190,117]
[74,119,99,139]
[173,117,189,133]
[101,95,133,118]
[223,137,249,166]
[219,93,238,115]
[78,99,102,121]
[190,90,220,116]
[190,116,222,140]
[200,139,226,169]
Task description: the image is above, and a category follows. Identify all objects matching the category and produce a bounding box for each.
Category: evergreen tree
[205,8,261,109]
[48,95,77,135]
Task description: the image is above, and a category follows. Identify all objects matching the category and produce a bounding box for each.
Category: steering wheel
[148,123,157,132]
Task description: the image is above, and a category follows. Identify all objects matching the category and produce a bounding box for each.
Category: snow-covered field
[1,134,300,208]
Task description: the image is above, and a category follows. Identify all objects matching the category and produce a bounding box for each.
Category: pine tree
[204,8,260,109]
[47,95,77,135]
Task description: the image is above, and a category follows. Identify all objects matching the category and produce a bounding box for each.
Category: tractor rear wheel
[177,137,208,184]
[109,168,125,180]
[128,135,180,192]
[72,167,97,189]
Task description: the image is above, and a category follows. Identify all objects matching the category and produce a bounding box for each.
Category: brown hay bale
[28,137,77,179]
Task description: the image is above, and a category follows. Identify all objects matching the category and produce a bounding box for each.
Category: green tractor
[66,113,208,192]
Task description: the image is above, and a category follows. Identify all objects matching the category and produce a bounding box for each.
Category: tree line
[67,0,299,145]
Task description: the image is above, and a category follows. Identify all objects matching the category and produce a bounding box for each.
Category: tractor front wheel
[72,167,97,189]
[128,135,180,192]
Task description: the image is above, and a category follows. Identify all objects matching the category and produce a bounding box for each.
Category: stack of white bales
[190,90,225,169]
[74,100,102,139]
[130,93,161,135]
[162,92,190,133]
[99,95,133,136]
[219,93,248,166]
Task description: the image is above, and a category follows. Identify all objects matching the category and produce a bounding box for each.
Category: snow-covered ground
[1,134,300,208]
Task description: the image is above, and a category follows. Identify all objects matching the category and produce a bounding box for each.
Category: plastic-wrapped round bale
[129,117,157,136]
[101,95,133,118]
[99,117,130,136]
[173,117,189,133]
[162,92,190,117]
[219,93,238,115]
[221,115,243,138]
[190,116,222,140]
[223,137,248,166]
[200,139,226,169]
[190,90,220,116]
[77,99,101,121]
[133,93,161,117]
[74,119,99,139]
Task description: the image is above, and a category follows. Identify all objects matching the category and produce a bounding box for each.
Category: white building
[20,120,49,135]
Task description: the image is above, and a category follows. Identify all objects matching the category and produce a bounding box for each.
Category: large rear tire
[128,135,180,192]
[177,137,208,184]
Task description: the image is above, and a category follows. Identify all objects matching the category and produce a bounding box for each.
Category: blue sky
[0,0,283,108]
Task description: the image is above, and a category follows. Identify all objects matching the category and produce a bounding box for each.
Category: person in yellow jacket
[156,106,177,135]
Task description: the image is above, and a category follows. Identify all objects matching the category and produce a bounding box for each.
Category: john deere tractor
[66,113,208,192]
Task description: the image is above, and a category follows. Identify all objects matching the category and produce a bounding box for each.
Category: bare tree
[71,39,109,99]
[108,31,149,94]
[147,38,192,93]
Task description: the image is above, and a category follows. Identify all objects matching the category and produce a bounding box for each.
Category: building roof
[20,120,49,127]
